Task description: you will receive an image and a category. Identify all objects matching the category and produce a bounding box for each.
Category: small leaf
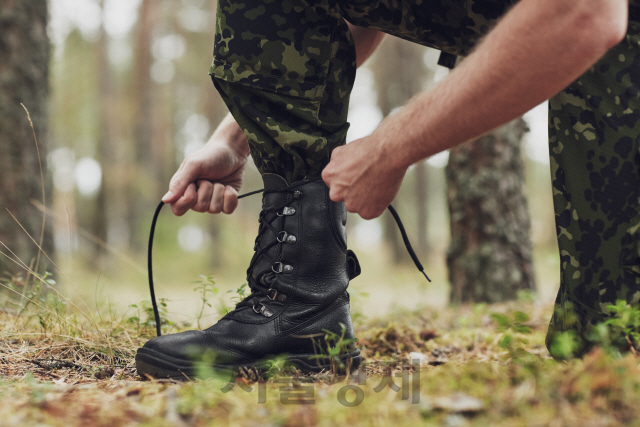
[491,313,510,329]
[499,335,512,348]
[513,311,530,323]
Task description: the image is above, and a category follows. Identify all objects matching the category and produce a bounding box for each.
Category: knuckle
[183,158,201,174]
[169,177,183,190]
[209,201,223,214]
[344,202,355,213]
[223,200,237,215]
[193,201,208,212]
[330,189,344,202]
[172,206,186,217]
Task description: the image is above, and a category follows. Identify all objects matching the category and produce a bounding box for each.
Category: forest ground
[2,284,640,427]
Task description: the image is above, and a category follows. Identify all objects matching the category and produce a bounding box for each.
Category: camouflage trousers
[210,0,640,357]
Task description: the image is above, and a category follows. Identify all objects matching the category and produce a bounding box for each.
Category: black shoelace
[147,182,430,337]
[232,179,313,316]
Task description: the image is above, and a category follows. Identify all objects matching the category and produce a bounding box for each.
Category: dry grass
[3,289,640,426]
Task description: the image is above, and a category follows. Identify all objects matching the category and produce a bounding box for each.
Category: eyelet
[278,206,296,216]
[253,303,273,317]
[277,231,296,244]
[268,288,287,302]
[272,262,293,274]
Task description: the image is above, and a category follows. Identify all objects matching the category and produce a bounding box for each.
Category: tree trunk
[446,118,535,303]
[94,0,115,262]
[0,1,52,276]
[128,0,156,250]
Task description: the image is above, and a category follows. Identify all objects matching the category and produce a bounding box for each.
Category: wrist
[371,121,413,173]
[208,114,251,158]
[226,131,251,158]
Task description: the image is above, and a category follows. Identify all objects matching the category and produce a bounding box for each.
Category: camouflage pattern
[545,3,640,356]
[210,0,354,183]
[209,0,515,182]
[210,0,640,356]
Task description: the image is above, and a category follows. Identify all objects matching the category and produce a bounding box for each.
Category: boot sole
[135,347,362,380]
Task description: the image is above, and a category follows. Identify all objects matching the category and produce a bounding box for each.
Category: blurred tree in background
[0,0,53,277]
[12,0,555,314]
[447,118,536,303]
[48,0,230,270]
[372,38,434,263]
[371,39,536,304]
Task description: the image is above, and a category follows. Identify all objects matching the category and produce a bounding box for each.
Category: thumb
[163,161,199,203]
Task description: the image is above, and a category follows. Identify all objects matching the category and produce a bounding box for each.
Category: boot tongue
[249,174,289,284]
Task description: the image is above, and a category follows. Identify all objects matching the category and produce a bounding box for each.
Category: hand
[322,136,406,220]
[162,142,248,216]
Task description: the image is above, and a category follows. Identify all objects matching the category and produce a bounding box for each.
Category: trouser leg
[209,0,513,182]
[545,12,640,356]
[210,0,355,183]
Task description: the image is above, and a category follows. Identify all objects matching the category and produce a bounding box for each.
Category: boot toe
[142,330,207,360]
[140,329,253,365]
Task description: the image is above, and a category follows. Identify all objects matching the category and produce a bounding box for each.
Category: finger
[222,185,239,214]
[163,158,200,203]
[192,180,214,213]
[361,205,385,221]
[344,200,357,214]
[359,209,376,221]
[329,145,344,159]
[171,183,197,216]
[208,183,226,214]
[321,164,334,184]
[328,186,344,203]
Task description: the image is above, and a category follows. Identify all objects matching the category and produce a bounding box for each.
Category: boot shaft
[250,174,350,307]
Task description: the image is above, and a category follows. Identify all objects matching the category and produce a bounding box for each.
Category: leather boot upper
[140,174,359,364]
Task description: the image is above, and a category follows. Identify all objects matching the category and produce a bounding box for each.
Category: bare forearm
[377,0,628,169]
[208,112,251,157]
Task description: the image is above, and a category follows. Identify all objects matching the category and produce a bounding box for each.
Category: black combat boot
[135,174,362,379]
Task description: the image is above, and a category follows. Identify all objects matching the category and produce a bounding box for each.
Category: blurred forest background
[1,0,560,327]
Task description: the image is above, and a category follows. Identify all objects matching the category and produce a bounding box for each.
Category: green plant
[1,271,56,316]
[227,283,247,305]
[263,354,289,378]
[490,310,535,361]
[193,275,219,329]
[309,323,358,376]
[549,330,581,360]
[549,300,640,360]
[603,300,640,348]
[582,300,640,357]
[127,298,172,333]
